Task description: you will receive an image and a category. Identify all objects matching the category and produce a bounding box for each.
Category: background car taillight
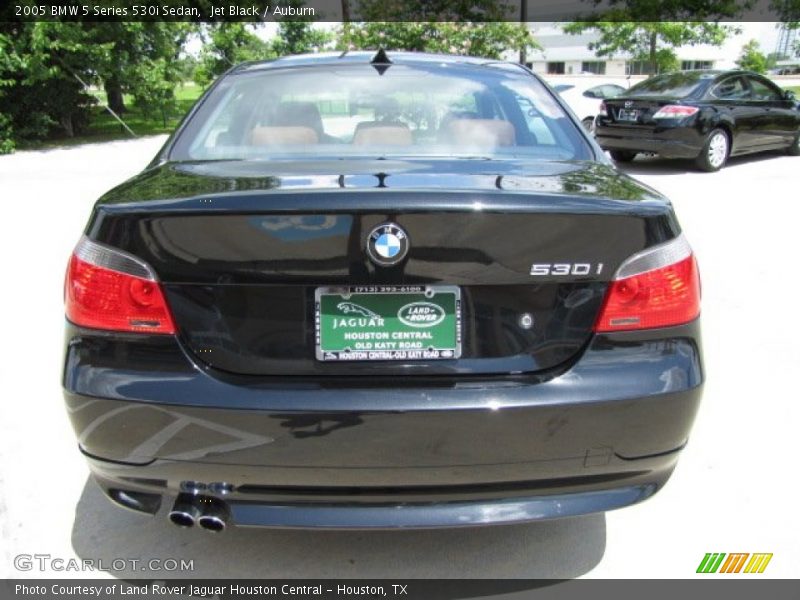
[594,234,700,332]
[65,236,175,334]
[652,105,700,119]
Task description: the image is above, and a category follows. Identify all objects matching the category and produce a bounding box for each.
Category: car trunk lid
[603,97,681,127]
[86,159,678,377]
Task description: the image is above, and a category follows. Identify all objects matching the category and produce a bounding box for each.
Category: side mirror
[582,90,599,99]
[783,89,797,102]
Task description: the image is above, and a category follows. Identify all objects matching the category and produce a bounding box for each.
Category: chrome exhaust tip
[197,513,227,532]
[196,497,230,532]
[168,494,201,528]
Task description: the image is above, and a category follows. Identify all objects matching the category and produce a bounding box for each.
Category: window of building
[581,61,606,75]
[681,60,713,71]
[547,62,565,75]
[626,61,656,76]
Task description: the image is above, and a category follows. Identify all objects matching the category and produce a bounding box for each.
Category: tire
[609,150,637,162]
[582,117,595,134]
[787,132,800,156]
[695,128,729,172]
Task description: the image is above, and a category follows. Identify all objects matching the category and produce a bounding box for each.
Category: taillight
[65,236,176,334]
[652,105,700,119]
[594,234,700,332]
[598,101,608,117]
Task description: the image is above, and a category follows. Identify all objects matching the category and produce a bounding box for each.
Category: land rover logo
[366,223,409,266]
[397,302,445,328]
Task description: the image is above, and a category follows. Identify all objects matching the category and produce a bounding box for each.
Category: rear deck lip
[225,485,660,529]
[596,133,703,159]
[85,449,681,527]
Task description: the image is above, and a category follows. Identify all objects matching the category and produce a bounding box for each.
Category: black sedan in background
[63,52,704,531]
[596,70,800,171]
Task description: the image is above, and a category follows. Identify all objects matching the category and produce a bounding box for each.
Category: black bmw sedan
[595,70,800,171]
[63,52,703,531]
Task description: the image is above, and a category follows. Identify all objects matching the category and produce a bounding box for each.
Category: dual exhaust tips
[168,494,229,532]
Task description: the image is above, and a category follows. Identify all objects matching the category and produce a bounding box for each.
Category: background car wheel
[787,132,800,156]
[696,128,729,172]
[582,117,595,134]
[609,150,637,162]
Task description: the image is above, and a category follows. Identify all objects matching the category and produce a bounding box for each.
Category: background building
[524,23,789,77]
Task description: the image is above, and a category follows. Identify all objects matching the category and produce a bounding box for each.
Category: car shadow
[615,149,788,176]
[71,476,606,580]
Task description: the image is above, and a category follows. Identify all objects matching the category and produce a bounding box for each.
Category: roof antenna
[370,48,392,75]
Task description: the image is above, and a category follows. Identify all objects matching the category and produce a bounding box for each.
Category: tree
[271,21,333,56]
[194,24,274,87]
[788,22,800,57]
[0,112,13,154]
[339,0,537,60]
[737,39,768,73]
[352,0,518,21]
[130,58,179,127]
[341,23,537,59]
[771,0,799,54]
[267,0,332,56]
[563,0,744,74]
[0,23,101,144]
[0,30,21,153]
[87,23,196,114]
[563,22,736,74]
[0,22,195,151]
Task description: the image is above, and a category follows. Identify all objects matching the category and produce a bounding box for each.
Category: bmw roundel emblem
[366,222,409,266]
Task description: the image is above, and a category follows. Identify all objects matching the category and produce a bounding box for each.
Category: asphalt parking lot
[0,137,798,580]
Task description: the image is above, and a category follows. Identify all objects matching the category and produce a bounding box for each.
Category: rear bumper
[86,453,675,528]
[595,124,704,159]
[63,320,703,528]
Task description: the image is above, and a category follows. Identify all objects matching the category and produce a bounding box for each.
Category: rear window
[171,63,592,161]
[626,72,711,98]
[589,84,625,99]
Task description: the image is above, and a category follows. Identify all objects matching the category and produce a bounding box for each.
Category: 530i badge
[62,51,703,531]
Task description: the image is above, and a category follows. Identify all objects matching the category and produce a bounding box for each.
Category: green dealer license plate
[315,285,461,361]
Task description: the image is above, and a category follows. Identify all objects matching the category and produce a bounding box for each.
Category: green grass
[785,86,800,95]
[17,82,204,150]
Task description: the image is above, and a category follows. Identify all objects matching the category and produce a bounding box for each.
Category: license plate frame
[315,285,462,362]
[617,108,639,122]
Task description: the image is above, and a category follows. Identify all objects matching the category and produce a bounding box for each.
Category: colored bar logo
[697,553,773,573]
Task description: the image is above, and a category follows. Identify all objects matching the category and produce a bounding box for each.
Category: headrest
[442,119,515,147]
[273,102,324,136]
[352,122,413,146]
[250,126,319,145]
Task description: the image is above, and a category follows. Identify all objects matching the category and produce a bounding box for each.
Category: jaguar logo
[397,302,445,328]
[336,302,380,319]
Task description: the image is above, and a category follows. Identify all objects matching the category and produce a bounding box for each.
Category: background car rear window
[171,64,592,161]
[589,84,625,99]
[626,72,710,98]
